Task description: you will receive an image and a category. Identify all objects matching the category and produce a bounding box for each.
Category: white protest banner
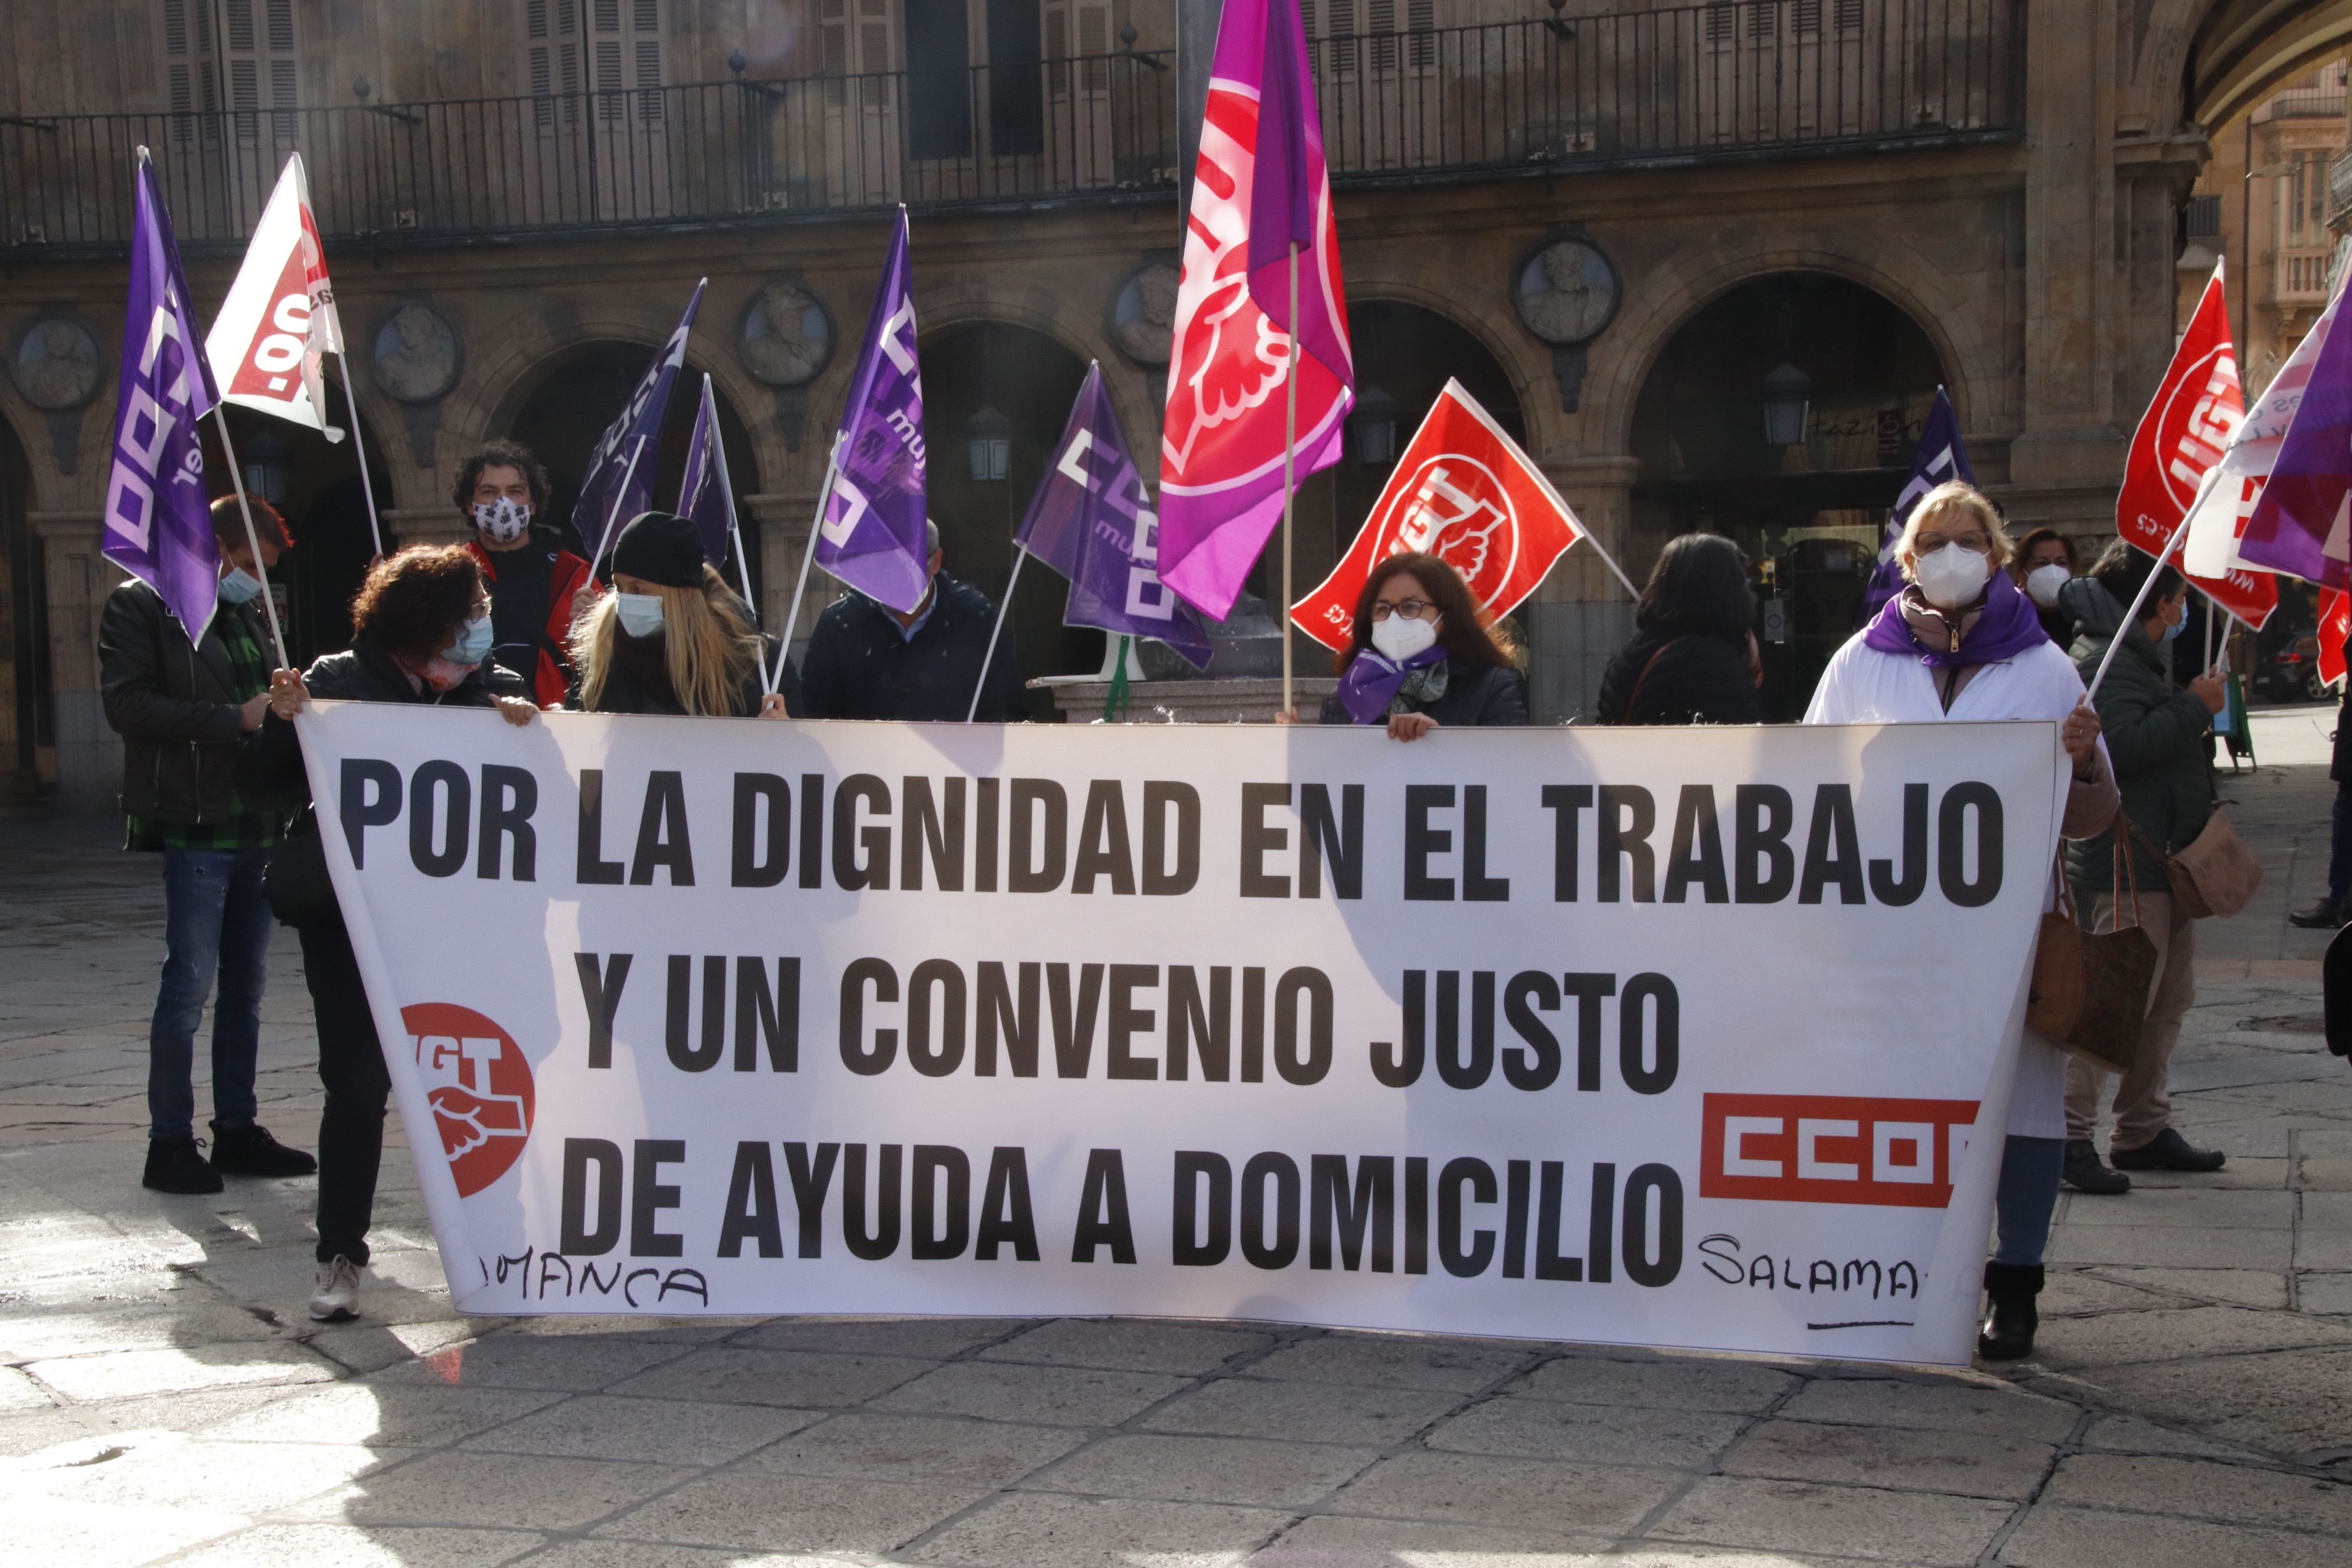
[293,708,2059,1367]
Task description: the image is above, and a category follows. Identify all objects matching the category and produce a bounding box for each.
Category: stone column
[1523,458,1639,724]
[744,491,825,664]
[32,511,119,812]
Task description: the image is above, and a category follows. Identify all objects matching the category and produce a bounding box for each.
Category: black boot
[210,1121,318,1178]
[2062,1138,2131,1194]
[2289,897,2343,930]
[1978,1261,2043,1361]
[142,1135,223,1195]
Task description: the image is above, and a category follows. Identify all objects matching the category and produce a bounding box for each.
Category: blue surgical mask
[443,615,493,667]
[615,592,665,639]
[217,567,264,605]
[2162,608,2187,642]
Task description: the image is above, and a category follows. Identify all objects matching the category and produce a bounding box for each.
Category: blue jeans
[1994,1135,2064,1266]
[148,847,274,1140]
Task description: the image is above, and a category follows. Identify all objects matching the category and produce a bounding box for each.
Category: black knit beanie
[610,511,704,588]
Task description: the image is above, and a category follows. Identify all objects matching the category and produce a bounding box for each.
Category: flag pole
[1572,531,1642,602]
[335,354,386,559]
[2085,516,2192,704]
[590,439,648,570]
[707,393,759,624]
[208,408,292,671]
[1281,241,1299,720]
[770,433,844,697]
[969,546,1028,723]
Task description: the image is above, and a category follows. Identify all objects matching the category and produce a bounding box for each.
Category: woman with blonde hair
[1804,479,2115,1361]
[572,511,798,718]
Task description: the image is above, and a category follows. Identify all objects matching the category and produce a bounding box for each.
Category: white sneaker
[310,1256,362,1322]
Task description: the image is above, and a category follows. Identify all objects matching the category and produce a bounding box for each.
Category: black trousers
[298,919,390,1266]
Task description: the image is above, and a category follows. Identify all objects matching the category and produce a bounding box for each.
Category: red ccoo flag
[204,153,344,442]
[1292,381,1593,651]
[2116,267,2276,629]
[2321,589,2349,691]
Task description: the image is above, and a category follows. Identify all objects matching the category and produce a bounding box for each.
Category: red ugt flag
[2321,589,2350,691]
[2117,269,2277,629]
[1291,381,1585,651]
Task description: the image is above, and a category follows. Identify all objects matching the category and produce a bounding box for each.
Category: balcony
[2276,245,2335,305]
[0,0,2021,257]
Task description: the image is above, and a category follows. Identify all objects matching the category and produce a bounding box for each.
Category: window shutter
[860,0,891,106]
[1833,0,1863,30]
[1705,5,1736,44]
[218,0,295,138]
[1406,0,1433,68]
[1794,0,1821,34]
[1077,4,1108,93]
[1045,2,1070,97]
[1368,0,1395,72]
[1747,1,1778,38]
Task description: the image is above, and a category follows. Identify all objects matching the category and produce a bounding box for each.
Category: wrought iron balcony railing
[0,1,2020,256]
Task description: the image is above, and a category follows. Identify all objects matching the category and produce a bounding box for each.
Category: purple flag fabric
[103,152,223,644]
[1017,364,1214,669]
[1859,387,1975,625]
[1860,567,2048,669]
[1335,642,1449,724]
[1246,0,1314,296]
[576,278,705,564]
[678,374,733,567]
[2240,288,2352,591]
[816,207,930,613]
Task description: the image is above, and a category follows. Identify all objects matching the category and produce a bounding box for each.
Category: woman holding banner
[568,511,795,720]
[1315,554,1527,740]
[1594,533,1766,726]
[242,546,536,1325]
[1804,481,2116,1361]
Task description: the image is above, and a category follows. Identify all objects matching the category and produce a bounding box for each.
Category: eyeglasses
[1915,530,1992,555]
[1370,598,1438,621]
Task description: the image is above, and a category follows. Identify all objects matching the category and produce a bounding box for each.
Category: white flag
[2183,268,2344,579]
[204,152,345,442]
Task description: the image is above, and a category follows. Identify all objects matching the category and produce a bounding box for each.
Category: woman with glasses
[1316,553,1527,739]
[1804,480,2115,1362]
[1595,532,1765,724]
[239,545,535,1327]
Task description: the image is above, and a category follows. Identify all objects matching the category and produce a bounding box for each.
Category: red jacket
[463,537,596,708]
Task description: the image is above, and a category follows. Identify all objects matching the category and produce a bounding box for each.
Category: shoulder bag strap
[1623,636,1691,721]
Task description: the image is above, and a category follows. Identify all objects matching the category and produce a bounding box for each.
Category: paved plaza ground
[3,708,2351,1566]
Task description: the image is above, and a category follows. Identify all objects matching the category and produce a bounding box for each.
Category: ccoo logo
[403,1002,535,1198]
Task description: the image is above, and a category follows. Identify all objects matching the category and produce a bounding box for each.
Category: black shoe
[2109,1127,2227,1172]
[142,1135,224,1195]
[1978,1262,2044,1361]
[210,1121,318,1178]
[2061,1138,2131,1194]
[2289,898,2344,929]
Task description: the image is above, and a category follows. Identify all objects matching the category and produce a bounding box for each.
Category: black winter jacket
[1593,631,1762,725]
[1318,657,1530,727]
[796,573,1028,723]
[2060,575,2216,893]
[99,578,273,824]
[239,637,524,815]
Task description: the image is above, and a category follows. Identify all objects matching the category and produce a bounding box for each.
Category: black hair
[2088,537,2183,622]
[208,492,292,552]
[452,438,550,515]
[1635,533,1754,642]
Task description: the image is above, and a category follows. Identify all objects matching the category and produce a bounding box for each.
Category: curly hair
[1334,553,1516,675]
[349,545,482,661]
[452,439,551,515]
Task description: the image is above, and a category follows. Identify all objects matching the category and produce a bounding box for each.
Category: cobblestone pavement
[4,710,2351,1566]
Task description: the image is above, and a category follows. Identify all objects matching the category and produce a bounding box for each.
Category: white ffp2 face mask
[2025,563,2069,609]
[472,496,533,544]
[1369,615,1439,662]
[1912,543,1991,611]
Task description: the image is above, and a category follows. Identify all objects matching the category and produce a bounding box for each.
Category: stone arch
[1587,231,1996,460]
[915,285,1154,469]
[0,401,41,794]
[1335,270,1556,451]
[2164,0,2352,130]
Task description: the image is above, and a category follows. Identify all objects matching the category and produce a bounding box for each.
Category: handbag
[264,807,340,928]
[2052,843,2161,1076]
[2025,852,2082,1039]
[2138,810,2262,920]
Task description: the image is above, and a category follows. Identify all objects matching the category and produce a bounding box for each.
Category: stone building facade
[2,0,2348,808]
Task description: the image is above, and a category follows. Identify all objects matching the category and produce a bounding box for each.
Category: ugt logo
[402,1002,535,1198]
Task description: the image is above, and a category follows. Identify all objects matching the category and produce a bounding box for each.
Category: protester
[571,511,796,718]
[1805,480,2115,1360]
[2291,606,2352,929]
[457,438,594,708]
[2056,540,2230,1193]
[796,520,1028,721]
[241,546,534,1322]
[1593,533,1764,725]
[2013,527,2080,646]
[98,494,319,1195]
[1317,553,1527,737]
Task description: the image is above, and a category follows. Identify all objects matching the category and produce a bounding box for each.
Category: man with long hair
[455,439,593,708]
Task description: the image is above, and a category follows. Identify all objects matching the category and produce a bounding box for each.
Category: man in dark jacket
[98,494,317,1195]
[2057,545,2229,1193]
[456,439,595,708]
[796,522,1029,722]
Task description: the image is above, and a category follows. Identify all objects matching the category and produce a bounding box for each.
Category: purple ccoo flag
[816,207,930,613]
[1018,364,1213,668]
[2240,289,2352,591]
[576,278,705,564]
[104,151,224,644]
[1859,386,1974,624]
[678,373,734,566]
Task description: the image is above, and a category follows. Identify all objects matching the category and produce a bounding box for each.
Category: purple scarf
[1336,644,1448,724]
[1860,564,2048,669]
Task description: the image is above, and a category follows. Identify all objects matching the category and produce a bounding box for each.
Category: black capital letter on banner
[631,1139,685,1256]
[574,952,632,1070]
[576,770,625,885]
[340,758,401,869]
[1541,784,1592,902]
[561,1138,623,1255]
[975,1147,1040,1260]
[731,773,790,887]
[718,1142,783,1257]
[1071,1149,1136,1263]
[783,1141,840,1257]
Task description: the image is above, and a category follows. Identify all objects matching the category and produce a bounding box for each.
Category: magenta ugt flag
[2240,293,2352,591]
[815,207,931,614]
[575,279,705,564]
[104,153,224,645]
[1018,364,1213,669]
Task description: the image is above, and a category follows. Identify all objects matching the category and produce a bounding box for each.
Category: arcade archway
[1630,270,1947,715]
